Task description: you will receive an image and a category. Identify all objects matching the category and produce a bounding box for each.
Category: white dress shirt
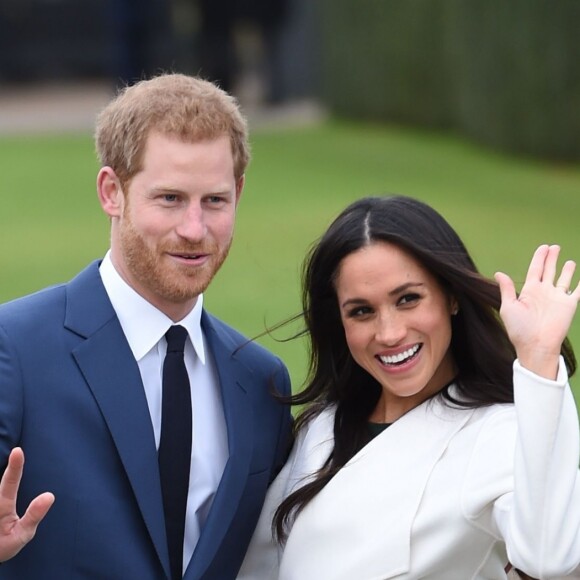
[99,252,229,572]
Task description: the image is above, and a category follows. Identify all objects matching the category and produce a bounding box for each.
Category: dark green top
[368,421,391,439]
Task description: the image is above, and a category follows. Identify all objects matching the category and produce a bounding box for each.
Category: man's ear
[235,174,245,206]
[97,167,124,218]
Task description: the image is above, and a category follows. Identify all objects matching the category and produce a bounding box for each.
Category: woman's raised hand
[494,244,579,379]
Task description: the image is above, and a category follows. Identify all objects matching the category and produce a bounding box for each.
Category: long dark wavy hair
[274,195,576,542]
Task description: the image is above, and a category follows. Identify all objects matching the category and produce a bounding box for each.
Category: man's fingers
[19,493,55,536]
[0,448,55,545]
[0,448,25,502]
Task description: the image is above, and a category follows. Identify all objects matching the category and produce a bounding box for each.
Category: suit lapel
[185,312,253,579]
[65,262,170,579]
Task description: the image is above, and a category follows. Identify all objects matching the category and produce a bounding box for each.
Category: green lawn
[1,120,579,399]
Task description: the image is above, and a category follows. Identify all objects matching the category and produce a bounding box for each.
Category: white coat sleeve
[465,358,580,578]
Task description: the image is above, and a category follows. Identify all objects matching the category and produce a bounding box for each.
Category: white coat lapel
[280,397,476,580]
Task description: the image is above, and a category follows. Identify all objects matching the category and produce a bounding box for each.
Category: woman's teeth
[379,344,421,365]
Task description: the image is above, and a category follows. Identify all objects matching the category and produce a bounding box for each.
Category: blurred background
[0,0,579,397]
[0,0,320,115]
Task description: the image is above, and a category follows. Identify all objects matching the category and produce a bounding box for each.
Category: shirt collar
[99,251,206,364]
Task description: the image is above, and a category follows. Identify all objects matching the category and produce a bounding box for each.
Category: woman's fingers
[494,271,516,304]
[524,244,550,283]
[555,259,576,294]
[540,244,560,284]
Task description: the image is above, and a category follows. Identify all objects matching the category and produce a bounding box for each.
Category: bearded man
[0,74,292,580]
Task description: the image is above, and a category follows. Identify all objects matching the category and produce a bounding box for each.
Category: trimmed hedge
[320,0,580,160]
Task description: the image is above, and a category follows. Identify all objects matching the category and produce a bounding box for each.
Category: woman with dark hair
[239,195,580,579]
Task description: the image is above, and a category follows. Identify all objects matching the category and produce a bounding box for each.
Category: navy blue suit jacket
[0,261,292,579]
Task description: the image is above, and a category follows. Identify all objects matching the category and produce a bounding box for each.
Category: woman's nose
[374,313,406,345]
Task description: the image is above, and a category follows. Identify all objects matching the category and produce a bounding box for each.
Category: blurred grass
[0,120,579,400]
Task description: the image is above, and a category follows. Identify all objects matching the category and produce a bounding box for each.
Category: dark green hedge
[320,0,580,161]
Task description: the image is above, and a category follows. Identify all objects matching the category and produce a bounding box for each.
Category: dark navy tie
[158,325,192,580]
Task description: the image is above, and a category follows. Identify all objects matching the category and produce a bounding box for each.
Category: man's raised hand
[0,447,54,562]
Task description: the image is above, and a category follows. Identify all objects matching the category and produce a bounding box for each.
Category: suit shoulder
[0,261,102,332]
[0,283,67,326]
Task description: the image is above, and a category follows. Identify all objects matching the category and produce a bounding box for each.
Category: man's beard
[119,217,231,306]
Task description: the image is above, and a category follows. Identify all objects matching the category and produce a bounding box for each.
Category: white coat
[239,360,580,579]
